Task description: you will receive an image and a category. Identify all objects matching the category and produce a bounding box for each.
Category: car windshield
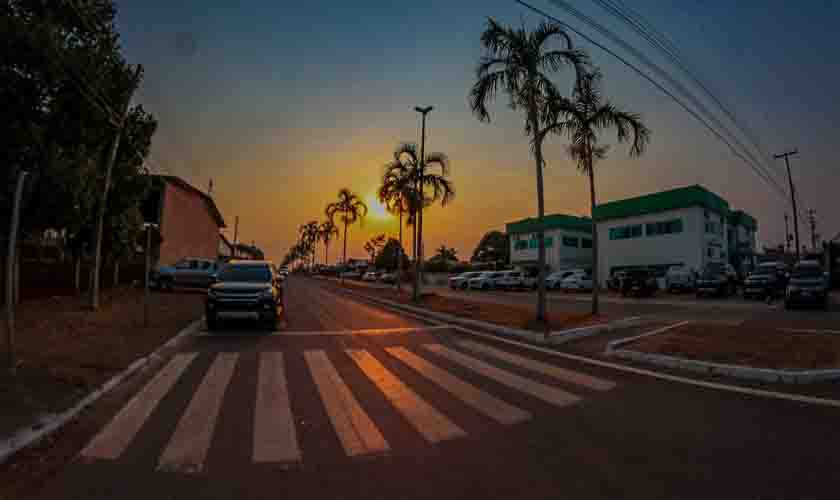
[792,266,823,279]
[217,265,271,283]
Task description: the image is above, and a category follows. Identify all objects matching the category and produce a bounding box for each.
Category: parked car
[380,272,397,284]
[743,263,785,300]
[665,265,695,293]
[608,271,629,291]
[468,271,502,290]
[153,257,220,290]
[494,270,526,290]
[546,269,587,290]
[205,260,282,331]
[695,264,734,298]
[449,271,482,290]
[362,271,379,282]
[621,269,658,297]
[785,261,829,310]
[339,270,362,280]
[560,271,594,292]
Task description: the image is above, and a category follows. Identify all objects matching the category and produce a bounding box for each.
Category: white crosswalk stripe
[458,340,616,391]
[305,350,390,457]
[386,347,531,425]
[82,353,197,460]
[425,344,581,407]
[347,349,467,443]
[158,353,238,473]
[253,352,301,463]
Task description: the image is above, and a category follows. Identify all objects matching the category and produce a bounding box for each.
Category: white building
[594,185,755,287]
[727,210,758,274]
[506,214,593,271]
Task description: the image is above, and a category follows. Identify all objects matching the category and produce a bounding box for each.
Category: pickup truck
[153,257,221,290]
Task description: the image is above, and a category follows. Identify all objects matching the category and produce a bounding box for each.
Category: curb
[0,318,203,466]
[547,316,647,345]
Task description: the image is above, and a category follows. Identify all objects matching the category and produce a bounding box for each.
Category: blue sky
[116,0,840,259]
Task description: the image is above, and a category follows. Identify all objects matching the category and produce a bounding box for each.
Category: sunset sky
[116,0,839,262]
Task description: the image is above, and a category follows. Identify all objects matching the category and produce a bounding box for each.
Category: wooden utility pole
[5,170,28,375]
[774,149,801,261]
[89,65,142,310]
[807,209,818,251]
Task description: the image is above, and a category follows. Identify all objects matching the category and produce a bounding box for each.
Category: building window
[581,238,592,249]
[544,237,553,248]
[514,240,528,250]
[609,224,643,240]
[562,236,579,247]
[705,221,723,236]
[707,247,714,258]
[646,219,683,236]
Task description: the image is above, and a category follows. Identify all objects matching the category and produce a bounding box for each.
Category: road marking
[305,351,389,457]
[81,353,197,460]
[425,344,581,407]
[253,352,301,463]
[386,347,530,425]
[158,353,237,473]
[457,340,616,391]
[196,325,452,338]
[347,350,466,443]
[781,328,840,335]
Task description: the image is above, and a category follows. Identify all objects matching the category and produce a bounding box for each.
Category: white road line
[253,352,301,463]
[81,353,197,460]
[425,344,581,407]
[781,328,840,335]
[457,340,616,391]
[305,351,390,457]
[347,350,466,443]
[386,347,530,425]
[196,325,452,338]
[158,353,238,473]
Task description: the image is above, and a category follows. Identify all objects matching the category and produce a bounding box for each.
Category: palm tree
[318,220,339,266]
[434,245,458,262]
[469,17,588,324]
[386,143,455,302]
[541,69,650,314]
[378,158,421,291]
[364,234,386,262]
[325,188,368,275]
[299,221,320,270]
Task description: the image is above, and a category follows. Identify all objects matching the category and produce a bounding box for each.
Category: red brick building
[142,176,226,266]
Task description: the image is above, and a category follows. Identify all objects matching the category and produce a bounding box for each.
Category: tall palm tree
[434,245,458,262]
[318,220,339,266]
[325,188,368,274]
[378,156,421,291]
[541,69,650,314]
[469,17,588,324]
[299,221,320,270]
[387,143,455,302]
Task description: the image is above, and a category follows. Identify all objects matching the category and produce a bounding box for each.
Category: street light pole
[412,105,433,303]
[5,170,28,375]
[774,149,800,261]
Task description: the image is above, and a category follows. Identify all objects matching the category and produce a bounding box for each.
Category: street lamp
[412,105,433,302]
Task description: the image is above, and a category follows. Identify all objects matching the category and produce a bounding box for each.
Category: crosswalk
[81,341,617,472]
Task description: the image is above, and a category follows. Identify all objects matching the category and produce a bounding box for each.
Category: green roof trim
[727,210,758,230]
[506,213,592,235]
[593,185,730,222]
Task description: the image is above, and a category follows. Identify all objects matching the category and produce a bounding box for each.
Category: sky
[115,0,840,262]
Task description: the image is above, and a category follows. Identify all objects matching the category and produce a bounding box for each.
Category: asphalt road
[28,276,840,499]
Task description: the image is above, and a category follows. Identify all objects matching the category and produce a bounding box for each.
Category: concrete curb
[0,318,203,465]
[605,321,692,352]
[547,316,647,345]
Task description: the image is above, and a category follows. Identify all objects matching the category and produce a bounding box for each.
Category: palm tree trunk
[529,99,547,326]
[396,210,403,292]
[342,222,348,285]
[588,160,599,315]
[324,241,328,266]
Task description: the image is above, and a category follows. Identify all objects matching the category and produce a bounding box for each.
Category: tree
[386,143,455,302]
[325,189,368,272]
[469,17,588,325]
[363,234,386,262]
[541,69,650,314]
[378,155,421,291]
[298,221,319,269]
[434,245,458,262]
[374,238,409,272]
[318,220,339,266]
[471,230,510,265]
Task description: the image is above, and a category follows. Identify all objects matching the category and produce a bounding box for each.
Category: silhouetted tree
[325,189,368,271]
[471,231,510,265]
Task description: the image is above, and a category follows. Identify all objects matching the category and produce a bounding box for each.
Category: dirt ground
[627,323,840,370]
[325,279,607,332]
[0,287,204,438]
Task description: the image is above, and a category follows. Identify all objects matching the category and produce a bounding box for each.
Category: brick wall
[158,182,220,266]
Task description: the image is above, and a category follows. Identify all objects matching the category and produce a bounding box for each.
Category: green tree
[434,245,458,262]
[318,220,339,266]
[469,17,588,324]
[298,221,320,269]
[374,238,408,272]
[471,230,510,265]
[325,189,368,270]
[541,69,650,314]
[364,234,386,262]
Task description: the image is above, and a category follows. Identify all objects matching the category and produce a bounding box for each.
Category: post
[90,65,142,310]
[413,105,433,302]
[807,209,817,251]
[144,224,152,328]
[775,150,800,261]
[232,216,239,259]
[5,170,28,375]
[784,214,791,253]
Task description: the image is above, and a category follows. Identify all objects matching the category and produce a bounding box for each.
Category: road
[28,276,840,499]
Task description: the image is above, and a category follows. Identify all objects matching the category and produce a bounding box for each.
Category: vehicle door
[195,260,216,287]
[172,259,196,286]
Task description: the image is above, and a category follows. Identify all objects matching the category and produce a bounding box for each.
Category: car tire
[206,314,219,331]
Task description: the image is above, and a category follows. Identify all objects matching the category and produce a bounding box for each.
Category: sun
[365,193,391,220]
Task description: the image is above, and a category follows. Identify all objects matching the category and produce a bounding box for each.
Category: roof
[506,213,592,235]
[155,175,226,228]
[593,185,730,222]
[728,210,758,230]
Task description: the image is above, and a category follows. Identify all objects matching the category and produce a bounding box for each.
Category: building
[727,210,758,274]
[142,175,226,267]
[593,185,754,286]
[506,214,593,271]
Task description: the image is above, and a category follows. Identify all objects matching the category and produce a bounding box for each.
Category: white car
[560,272,594,292]
[362,271,379,282]
[665,265,695,292]
[494,270,526,290]
[449,271,482,290]
[468,271,501,290]
[546,269,588,290]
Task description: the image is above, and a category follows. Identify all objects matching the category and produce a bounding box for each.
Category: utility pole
[5,170,28,375]
[807,209,818,251]
[232,216,239,259]
[774,149,801,261]
[90,65,142,310]
[784,213,791,253]
[412,105,433,303]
